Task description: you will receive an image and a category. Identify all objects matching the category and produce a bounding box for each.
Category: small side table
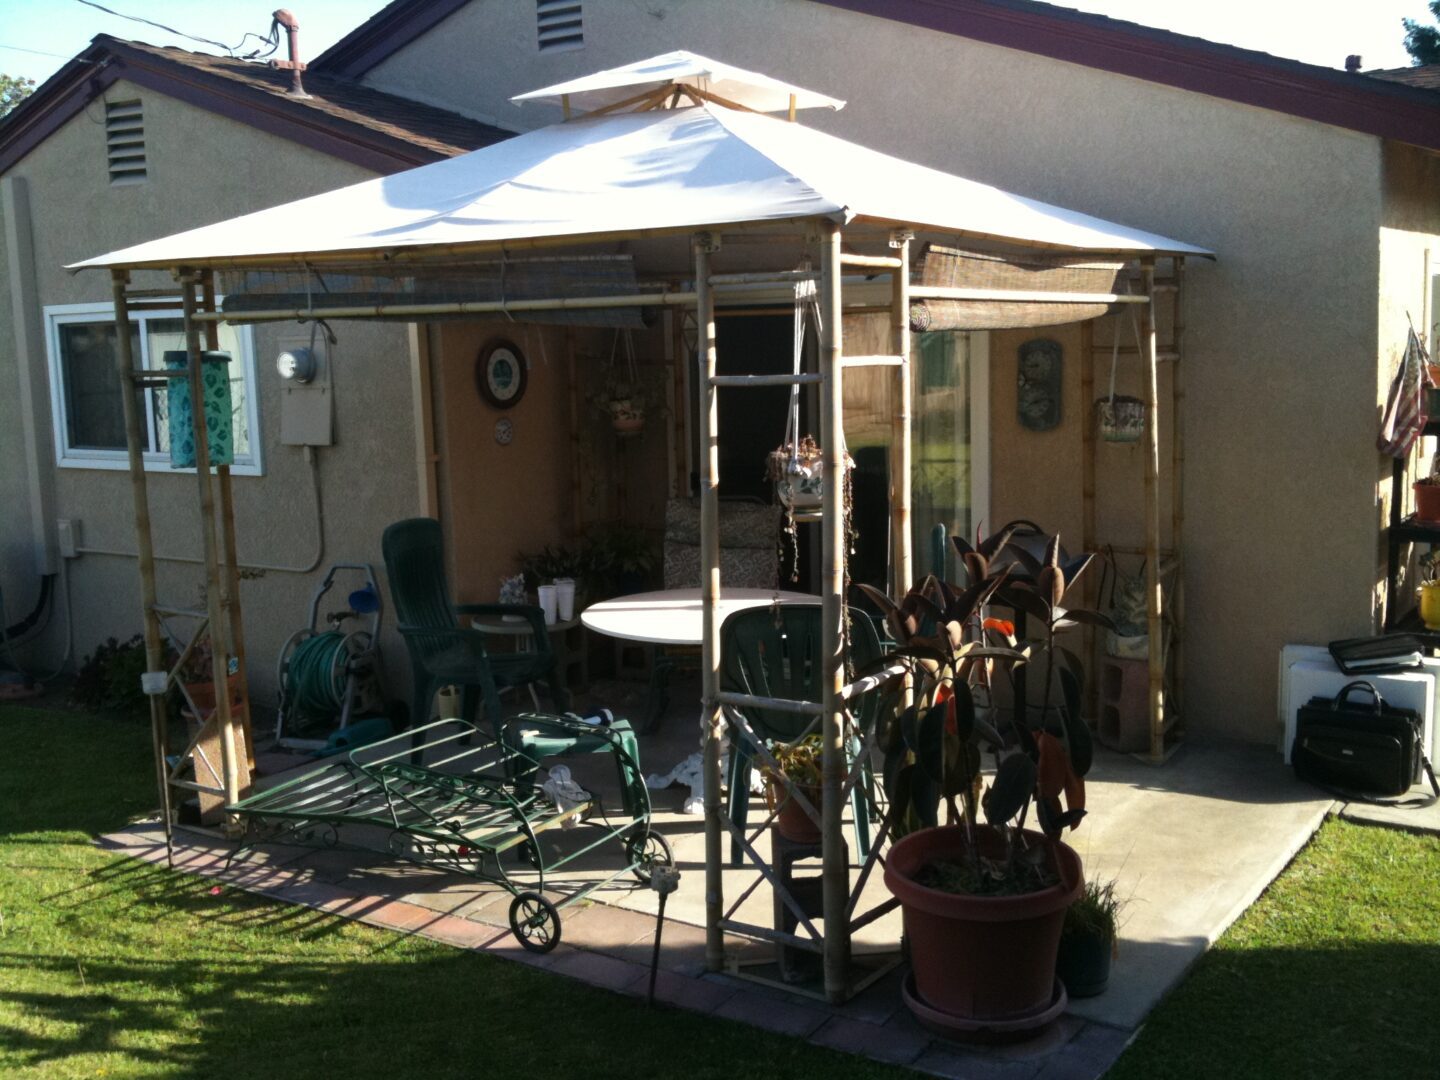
[471,614,588,697]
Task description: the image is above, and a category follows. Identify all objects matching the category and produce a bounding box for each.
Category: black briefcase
[1292,680,1436,802]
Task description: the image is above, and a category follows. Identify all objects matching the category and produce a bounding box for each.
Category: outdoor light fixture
[681,311,699,352]
[275,346,317,383]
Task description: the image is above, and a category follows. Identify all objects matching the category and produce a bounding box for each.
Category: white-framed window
[44,302,263,476]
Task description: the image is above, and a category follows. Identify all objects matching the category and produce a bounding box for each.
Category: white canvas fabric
[70,103,1210,271]
[510,49,847,114]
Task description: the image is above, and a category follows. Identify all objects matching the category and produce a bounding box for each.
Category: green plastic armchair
[382,518,569,737]
[720,603,887,866]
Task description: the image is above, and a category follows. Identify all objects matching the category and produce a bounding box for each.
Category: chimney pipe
[1345,54,1362,73]
[269,9,310,98]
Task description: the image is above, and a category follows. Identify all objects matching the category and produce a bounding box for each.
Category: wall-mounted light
[276,346,317,384]
[681,312,699,353]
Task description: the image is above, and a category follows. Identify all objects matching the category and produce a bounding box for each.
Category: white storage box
[1278,645,1437,765]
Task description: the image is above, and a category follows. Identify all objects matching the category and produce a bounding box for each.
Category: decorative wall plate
[476,339,527,409]
[1017,338,1062,432]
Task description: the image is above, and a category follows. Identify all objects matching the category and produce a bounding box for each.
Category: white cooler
[1278,644,1437,765]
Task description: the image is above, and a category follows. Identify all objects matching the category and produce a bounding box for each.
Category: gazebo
[72,51,1210,1003]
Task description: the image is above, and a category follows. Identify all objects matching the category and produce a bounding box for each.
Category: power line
[0,43,88,62]
[70,0,280,59]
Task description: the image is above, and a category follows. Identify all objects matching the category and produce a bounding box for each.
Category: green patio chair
[721,603,888,867]
[382,518,569,737]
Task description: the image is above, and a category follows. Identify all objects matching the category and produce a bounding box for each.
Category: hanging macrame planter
[1094,305,1146,445]
[767,271,852,517]
[599,329,646,436]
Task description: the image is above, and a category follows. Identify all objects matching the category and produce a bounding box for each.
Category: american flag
[1378,327,1430,459]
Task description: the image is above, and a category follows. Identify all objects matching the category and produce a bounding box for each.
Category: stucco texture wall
[360,0,1392,743]
[0,79,422,706]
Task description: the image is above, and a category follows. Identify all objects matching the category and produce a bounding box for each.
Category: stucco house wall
[0,78,424,702]
[355,0,1396,744]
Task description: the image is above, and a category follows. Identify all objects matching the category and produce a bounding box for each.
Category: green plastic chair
[721,603,888,867]
[382,518,569,736]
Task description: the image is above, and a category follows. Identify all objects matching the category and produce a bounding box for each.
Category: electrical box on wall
[275,333,334,446]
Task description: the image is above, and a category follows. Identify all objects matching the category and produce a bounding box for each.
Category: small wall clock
[476,338,528,409]
[494,417,514,445]
[1017,338,1062,432]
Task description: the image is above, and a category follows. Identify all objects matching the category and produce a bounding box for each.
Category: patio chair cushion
[663,498,779,589]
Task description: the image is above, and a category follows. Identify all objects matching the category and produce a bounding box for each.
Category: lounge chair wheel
[626,830,674,885]
[509,891,561,953]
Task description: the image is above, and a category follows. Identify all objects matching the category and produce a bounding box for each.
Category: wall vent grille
[105,100,147,184]
[537,1,583,53]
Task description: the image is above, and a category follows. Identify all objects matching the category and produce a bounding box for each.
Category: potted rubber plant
[860,524,1112,1038]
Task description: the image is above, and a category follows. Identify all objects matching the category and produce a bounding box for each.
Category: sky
[0,0,1435,88]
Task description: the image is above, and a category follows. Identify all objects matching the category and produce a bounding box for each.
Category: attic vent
[105,100,147,185]
[537,0,583,52]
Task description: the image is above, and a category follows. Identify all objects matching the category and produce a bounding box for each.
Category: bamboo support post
[891,231,913,599]
[180,273,245,831]
[818,220,849,1003]
[1171,258,1186,727]
[112,270,173,863]
[1140,261,1166,759]
[695,234,725,974]
[1080,317,1099,724]
[201,272,255,771]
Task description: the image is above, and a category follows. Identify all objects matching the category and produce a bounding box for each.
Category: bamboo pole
[891,231,913,597]
[909,287,1150,305]
[191,290,698,323]
[112,271,174,863]
[1170,257,1187,731]
[818,220,849,1003]
[695,234,724,974]
[1139,261,1166,760]
[201,272,255,771]
[180,273,245,830]
[1080,317,1099,724]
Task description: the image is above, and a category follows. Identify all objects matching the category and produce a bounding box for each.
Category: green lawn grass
[6,703,1440,1080]
[1109,818,1440,1079]
[0,705,905,1080]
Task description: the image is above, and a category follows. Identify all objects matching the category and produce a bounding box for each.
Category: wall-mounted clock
[494,417,514,445]
[476,338,528,409]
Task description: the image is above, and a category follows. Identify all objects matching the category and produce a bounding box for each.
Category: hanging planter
[593,329,650,437]
[607,397,646,435]
[1094,305,1147,445]
[767,435,827,511]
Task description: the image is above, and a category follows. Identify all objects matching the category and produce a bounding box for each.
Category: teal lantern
[164,350,234,468]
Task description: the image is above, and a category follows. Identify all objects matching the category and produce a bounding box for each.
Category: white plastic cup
[554,578,576,621]
[537,584,559,625]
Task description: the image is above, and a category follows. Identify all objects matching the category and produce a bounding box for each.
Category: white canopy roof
[71,102,1210,271]
[510,49,846,114]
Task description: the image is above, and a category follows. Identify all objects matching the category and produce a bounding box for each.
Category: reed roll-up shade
[164,350,234,468]
[909,245,1126,331]
[219,255,649,328]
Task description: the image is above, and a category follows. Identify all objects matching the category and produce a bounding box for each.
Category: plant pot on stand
[1415,478,1440,523]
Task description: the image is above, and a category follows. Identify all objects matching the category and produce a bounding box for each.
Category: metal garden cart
[226,714,671,951]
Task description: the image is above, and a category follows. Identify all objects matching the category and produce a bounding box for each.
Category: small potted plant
[1418,550,1440,630]
[1416,472,1440,524]
[863,523,1112,1038]
[761,736,823,844]
[580,525,657,597]
[176,636,242,719]
[1056,876,1125,998]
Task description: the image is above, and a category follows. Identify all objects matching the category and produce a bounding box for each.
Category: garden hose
[284,630,351,723]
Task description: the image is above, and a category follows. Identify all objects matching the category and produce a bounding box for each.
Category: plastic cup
[537,584,558,625]
[554,578,576,621]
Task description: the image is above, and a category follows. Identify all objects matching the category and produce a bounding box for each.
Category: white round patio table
[581,587,818,646]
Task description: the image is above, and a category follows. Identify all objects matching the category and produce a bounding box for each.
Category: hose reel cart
[274,564,389,749]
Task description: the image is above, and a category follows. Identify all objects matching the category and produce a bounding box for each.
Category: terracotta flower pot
[182,673,243,717]
[884,824,1082,1026]
[766,776,822,844]
[1416,482,1440,524]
